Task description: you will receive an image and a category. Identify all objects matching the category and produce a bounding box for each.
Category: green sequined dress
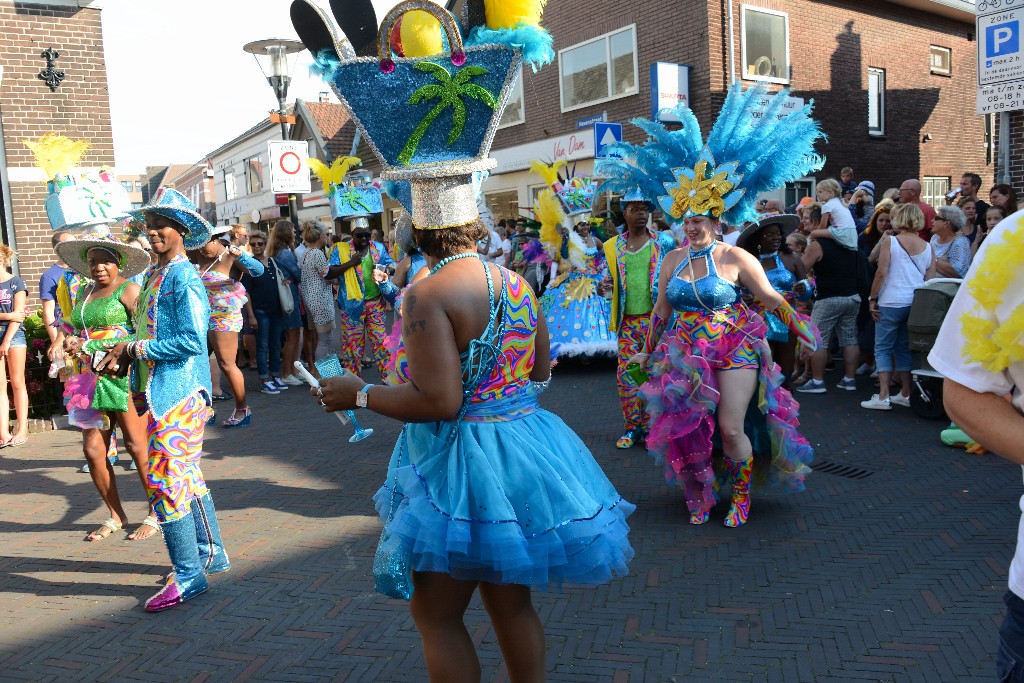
[71,281,135,413]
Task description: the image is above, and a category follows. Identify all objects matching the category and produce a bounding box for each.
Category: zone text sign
[977,81,1024,113]
[269,140,311,194]
[979,10,1024,85]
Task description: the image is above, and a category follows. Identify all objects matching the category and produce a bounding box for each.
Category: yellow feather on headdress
[529,159,566,190]
[399,10,443,57]
[484,0,547,28]
[24,134,90,182]
[534,188,564,253]
[308,156,361,196]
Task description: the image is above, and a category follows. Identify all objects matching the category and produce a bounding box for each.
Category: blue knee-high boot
[145,512,208,612]
[191,492,230,575]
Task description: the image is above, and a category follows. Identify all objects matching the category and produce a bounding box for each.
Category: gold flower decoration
[668,160,736,219]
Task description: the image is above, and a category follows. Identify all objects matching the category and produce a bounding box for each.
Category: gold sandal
[86,518,122,542]
[129,515,161,541]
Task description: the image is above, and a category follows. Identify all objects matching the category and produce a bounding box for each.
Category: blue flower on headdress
[658,147,744,220]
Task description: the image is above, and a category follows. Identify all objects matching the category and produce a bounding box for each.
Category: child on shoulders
[809,178,858,250]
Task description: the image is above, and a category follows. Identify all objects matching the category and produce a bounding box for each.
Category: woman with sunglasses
[190,225,264,426]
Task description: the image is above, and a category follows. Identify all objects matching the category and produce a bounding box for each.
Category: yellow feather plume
[24,134,90,182]
[534,189,565,252]
[399,10,443,57]
[308,156,361,195]
[484,0,547,28]
[529,159,566,190]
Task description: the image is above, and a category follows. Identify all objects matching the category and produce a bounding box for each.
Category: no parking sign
[269,140,311,193]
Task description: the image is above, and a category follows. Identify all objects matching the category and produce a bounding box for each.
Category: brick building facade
[0,0,112,299]
[439,0,988,222]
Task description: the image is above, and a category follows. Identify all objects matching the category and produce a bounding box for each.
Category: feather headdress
[25,134,90,183]
[308,156,362,197]
[596,83,825,226]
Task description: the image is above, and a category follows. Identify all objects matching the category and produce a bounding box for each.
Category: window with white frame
[559,25,637,112]
[922,177,950,209]
[785,180,815,208]
[868,67,886,137]
[741,6,789,84]
[930,45,951,76]
[499,70,525,129]
[245,155,264,195]
[224,169,237,202]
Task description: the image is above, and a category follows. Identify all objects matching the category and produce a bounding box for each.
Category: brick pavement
[0,358,1016,682]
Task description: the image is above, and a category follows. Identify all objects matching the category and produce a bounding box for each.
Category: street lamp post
[243,38,305,227]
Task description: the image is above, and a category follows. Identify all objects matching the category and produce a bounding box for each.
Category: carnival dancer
[597,188,665,449]
[296,0,633,678]
[100,188,228,611]
[738,213,809,383]
[600,84,824,527]
[190,224,265,427]
[321,167,394,376]
[531,161,616,358]
[58,233,158,541]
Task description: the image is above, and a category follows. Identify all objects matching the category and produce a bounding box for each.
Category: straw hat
[55,230,150,280]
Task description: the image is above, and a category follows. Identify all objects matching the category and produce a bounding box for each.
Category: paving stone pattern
[0,358,1015,682]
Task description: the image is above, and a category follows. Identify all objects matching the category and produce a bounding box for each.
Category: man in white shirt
[477,226,503,263]
[928,212,1024,680]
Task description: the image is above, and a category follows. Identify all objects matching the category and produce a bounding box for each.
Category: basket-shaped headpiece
[46,171,132,232]
[331,170,383,220]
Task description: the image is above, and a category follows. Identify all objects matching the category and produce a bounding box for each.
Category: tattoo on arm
[401,293,427,336]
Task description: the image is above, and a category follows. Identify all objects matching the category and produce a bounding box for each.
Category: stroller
[907,277,962,419]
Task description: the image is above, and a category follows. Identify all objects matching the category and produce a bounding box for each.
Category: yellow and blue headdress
[291,0,552,230]
[596,84,825,226]
[25,134,133,232]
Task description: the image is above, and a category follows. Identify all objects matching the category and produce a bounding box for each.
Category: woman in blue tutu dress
[317,218,634,678]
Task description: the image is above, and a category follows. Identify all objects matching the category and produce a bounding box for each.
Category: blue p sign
[987,21,1020,57]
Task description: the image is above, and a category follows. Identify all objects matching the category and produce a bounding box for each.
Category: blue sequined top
[762,252,796,293]
[666,243,742,313]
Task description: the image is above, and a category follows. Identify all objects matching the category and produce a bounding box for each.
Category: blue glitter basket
[331,171,384,221]
[322,2,522,177]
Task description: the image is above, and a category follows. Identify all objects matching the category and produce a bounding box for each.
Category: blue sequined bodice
[762,252,796,293]
[666,243,742,313]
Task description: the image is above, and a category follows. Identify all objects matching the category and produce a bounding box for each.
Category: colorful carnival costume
[126,188,228,612]
[327,237,395,375]
[379,256,633,588]
[596,84,825,526]
[602,190,665,448]
[530,161,616,357]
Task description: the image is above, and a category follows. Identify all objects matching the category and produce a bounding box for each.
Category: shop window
[868,67,886,137]
[930,46,951,76]
[922,177,950,209]
[741,6,789,84]
[485,189,520,222]
[559,25,637,112]
[499,69,525,129]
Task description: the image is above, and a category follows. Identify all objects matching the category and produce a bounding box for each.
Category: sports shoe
[272,377,289,390]
[796,379,826,394]
[889,393,911,408]
[855,362,875,376]
[870,369,879,379]
[282,375,304,386]
[260,381,280,395]
[836,377,857,391]
[860,394,892,410]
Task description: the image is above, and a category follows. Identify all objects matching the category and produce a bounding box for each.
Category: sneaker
[890,393,912,408]
[836,377,857,391]
[870,369,879,379]
[860,394,892,410]
[796,379,827,394]
[272,377,289,390]
[260,381,280,395]
[855,362,875,376]
[282,375,304,386]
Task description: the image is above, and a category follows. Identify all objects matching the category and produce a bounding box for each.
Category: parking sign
[979,10,1024,85]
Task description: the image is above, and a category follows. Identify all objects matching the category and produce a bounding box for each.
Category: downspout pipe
[0,66,18,276]
[727,0,737,86]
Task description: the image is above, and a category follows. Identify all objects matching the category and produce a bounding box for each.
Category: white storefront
[481,129,598,222]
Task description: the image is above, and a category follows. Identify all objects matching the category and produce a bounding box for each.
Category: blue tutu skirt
[373,392,635,589]
[540,272,617,358]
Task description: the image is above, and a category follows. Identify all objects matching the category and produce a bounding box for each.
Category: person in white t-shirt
[476,227,503,263]
[810,178,857,250]
[498,220,513,268]
[928,211,1024,681]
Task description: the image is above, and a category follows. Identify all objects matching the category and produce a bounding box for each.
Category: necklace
[758,250,778,260]
[689,241,716,259]
[430,252,479,275]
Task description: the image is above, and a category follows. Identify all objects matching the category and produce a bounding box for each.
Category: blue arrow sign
[594,122,623,159]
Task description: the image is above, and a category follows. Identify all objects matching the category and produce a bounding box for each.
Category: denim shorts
[0,328,26,349]
[999,590,1024,682]
[873,305,912,373]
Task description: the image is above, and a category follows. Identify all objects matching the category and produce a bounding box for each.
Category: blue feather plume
[466,24,554,72]
[594,83,825,226]
[382,180,413,214]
